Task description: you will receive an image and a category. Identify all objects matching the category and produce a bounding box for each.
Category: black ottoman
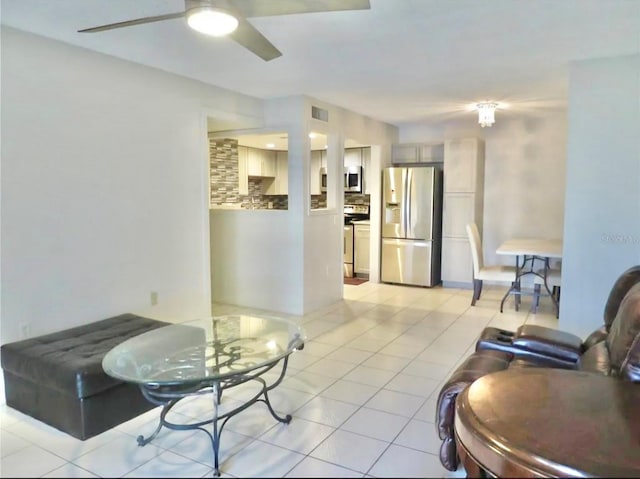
[1,313,169,440]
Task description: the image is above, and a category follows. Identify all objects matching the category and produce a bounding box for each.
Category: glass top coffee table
[103,313,305,477]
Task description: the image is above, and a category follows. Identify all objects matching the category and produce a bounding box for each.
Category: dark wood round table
[454,368,640,478]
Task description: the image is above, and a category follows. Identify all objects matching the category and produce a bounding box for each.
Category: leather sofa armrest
[621,332,640,382]
[435,350,511,471]
[513,324,583,362]
[577,341,612,375]
[583,325,609,350]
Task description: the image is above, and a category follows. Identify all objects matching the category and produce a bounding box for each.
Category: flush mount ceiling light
[476,102,498,128]
[186,6,238,36]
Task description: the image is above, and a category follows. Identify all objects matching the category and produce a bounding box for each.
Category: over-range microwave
[320,166,363,193]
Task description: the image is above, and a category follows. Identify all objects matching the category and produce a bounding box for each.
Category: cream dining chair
[466,222,519,307]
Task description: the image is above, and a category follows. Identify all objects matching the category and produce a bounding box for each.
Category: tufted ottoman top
[1,314,169,399]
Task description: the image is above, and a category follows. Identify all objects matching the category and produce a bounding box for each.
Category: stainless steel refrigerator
[381,166,443,287]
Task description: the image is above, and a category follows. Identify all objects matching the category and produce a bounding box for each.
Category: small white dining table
[496,238,563,317]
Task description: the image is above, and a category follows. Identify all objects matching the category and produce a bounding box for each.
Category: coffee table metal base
[135,356,294,477]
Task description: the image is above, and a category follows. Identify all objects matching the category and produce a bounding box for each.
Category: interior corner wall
[1,27,264,343]
[399,111,567,289]
[560,54,640,337]
[249,95,398,315]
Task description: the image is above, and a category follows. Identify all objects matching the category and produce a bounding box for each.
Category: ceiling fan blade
[230,0,371,18]
[229,18,282,61]
[78,12,185,33]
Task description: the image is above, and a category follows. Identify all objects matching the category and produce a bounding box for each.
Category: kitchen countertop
[210,203,242,210]
[351,220,370,225]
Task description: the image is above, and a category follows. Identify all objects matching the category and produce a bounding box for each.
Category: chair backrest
[466,222,483,276]
[603,265,640,330]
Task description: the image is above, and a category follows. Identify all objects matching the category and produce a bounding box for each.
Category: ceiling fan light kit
[186,7,238,36]
[77,0,371,61]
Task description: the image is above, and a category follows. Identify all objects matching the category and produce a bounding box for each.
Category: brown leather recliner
[435,268,640,472]
[475,265,640,369]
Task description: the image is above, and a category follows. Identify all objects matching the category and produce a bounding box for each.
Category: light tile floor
[0,283,559,478]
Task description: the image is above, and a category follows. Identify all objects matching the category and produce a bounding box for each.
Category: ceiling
[2,0,639,129]
[209,131,368,150]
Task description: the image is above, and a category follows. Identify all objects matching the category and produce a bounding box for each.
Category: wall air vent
[311,106,329,122]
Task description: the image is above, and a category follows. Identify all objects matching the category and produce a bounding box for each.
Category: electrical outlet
[19,321,31,339]
[150,291,159,306]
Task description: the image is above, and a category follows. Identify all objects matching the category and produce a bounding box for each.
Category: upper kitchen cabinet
[443,138,484,193]
[344,148,362,168]
[391,142,444,164]
[264,151,288,195]
[246,147,276,177]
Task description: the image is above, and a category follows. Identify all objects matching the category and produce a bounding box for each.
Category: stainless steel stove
[344,204,370,225]
[344,204,370,277]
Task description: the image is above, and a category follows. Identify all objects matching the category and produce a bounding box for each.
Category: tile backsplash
[209,137,369,210]
[209,137,240,206]
[209,137,287,209]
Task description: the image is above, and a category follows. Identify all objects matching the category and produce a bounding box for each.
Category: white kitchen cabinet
[441,237,473,284]
[265,151,288,195]
[443,138,483,193]
[310,150,323,195]
[392,144,421,163]
[420,143,444,162]
[442,193,481,238]
[391,142,444,164]
[354,223,370,275]
[247,147,276,177]
[238,145,249,195]
[344,148,362,168]
[441,137,485,287]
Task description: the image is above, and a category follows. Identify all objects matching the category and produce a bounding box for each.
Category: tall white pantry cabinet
[441,137,485,288]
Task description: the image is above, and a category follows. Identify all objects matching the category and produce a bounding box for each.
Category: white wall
[1,27,264,343]
[209,210,302,313]
[1,27,398,337]
[399,111,567,289]
[560,54,640,337]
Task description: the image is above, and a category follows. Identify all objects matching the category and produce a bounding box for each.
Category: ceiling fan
[78,0,371,61]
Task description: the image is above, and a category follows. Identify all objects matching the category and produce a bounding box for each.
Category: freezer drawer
[381,238,434,287]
